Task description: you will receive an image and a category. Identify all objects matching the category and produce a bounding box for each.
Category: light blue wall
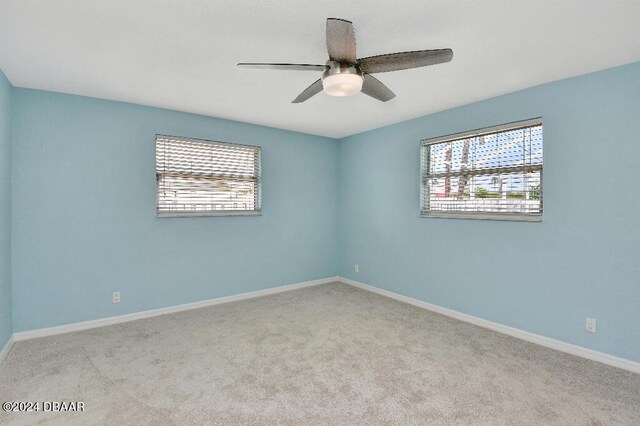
[11,89,338,331]
[7,61,640,364]
[0,70,12,349]
[338,61,640,362]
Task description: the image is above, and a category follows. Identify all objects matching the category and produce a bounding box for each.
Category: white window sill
[157,211,261,218]
[420,212,542,222]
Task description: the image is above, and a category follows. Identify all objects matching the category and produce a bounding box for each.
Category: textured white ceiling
[1,0,639,138]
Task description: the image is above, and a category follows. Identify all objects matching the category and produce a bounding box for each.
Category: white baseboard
[12,276,339,342]
[7,275,639,375]
[338,276,640,375]
[0,335,14,366]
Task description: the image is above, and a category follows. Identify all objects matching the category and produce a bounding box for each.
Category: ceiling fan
[238,18,453,103]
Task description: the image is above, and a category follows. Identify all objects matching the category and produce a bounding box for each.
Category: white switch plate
[112,291,121,304]
[354,264,359,273]
[586,318,596,333]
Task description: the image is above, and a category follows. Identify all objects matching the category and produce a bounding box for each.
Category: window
[421,118,542,221]
[156,135,261,217]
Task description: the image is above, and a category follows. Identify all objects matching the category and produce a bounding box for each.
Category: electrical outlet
[112,291,121,304]
[354,264,359,273]
[586,318,596,333]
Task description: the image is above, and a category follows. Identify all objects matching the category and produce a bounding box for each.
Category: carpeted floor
[1,282,639,425]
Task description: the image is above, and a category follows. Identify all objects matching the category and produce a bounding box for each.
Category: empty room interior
[1,1,640,424]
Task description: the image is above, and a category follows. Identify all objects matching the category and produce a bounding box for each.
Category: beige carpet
[1,282,639,425]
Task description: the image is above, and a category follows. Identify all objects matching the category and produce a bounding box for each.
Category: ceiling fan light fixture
[238,18,453,103]
[322,73,363,97]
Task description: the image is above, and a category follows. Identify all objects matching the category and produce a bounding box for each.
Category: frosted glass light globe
[322,73,364,97]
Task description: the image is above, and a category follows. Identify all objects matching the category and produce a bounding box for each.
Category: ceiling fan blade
[358,49,453,74]
[326,18,357,64]
[361,74,395,102]
[237,63,328,72]
[292,79,323,103]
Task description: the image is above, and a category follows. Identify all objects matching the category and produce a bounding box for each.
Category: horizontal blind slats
[421,121,543,217]
[156,135,261,215]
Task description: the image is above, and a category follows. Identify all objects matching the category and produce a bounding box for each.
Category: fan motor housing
[322,60,362,79]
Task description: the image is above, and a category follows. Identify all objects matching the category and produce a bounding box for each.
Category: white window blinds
[421,118,542,220]
[156,135,261,217]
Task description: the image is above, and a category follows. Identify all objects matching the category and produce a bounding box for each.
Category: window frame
[420,118,543,222]
[155,134,262,218]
